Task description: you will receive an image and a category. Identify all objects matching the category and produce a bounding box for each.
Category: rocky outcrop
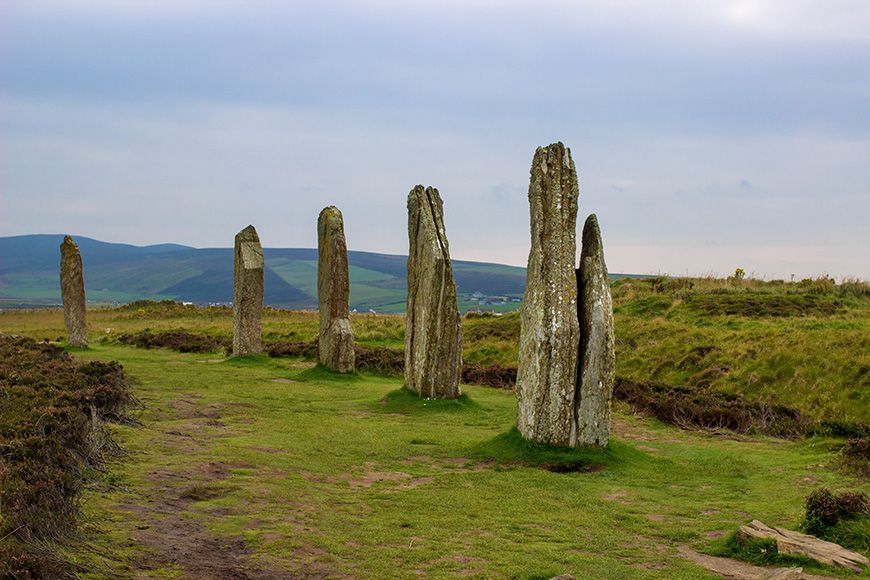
[516,143,580,445]
[737,520,869,571]
[60,236,88,348]
[232,225,264,357]
[574,214,615,446]
[317,206,355,372]
[405,185,462,399]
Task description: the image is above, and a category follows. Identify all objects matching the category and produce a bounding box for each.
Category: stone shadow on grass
[468,428,642,474]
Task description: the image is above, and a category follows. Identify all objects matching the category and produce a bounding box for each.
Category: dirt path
[116,397,292,579]
[677,546,839,580]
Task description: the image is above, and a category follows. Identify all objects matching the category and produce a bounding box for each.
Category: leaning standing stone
[317,206,355,372]
[232,225,264,356]
[575,214,615,447]
[60,235,88,348]
[516,143,580,446]
[405,185,462,399]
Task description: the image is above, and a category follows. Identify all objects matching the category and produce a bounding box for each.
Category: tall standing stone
[60,235,88,348]
[405,185,462,399]
[232,225,264,357]
[575,214,615,446]
[317,206,355,372]
[516,143,580,446]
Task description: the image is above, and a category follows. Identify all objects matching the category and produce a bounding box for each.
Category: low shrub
[117,330,230,353]
[461,364,516,389]
[354,346,404,377]
[0,335,132,575]
[265,341,318,359]
[613,378,808,437]
[685,293,846,318]
[803,488,870,538]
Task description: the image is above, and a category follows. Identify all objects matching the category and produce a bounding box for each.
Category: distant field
[0,234,531,313]
[3,275,868,424]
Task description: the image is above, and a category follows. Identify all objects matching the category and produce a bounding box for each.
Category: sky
[3,0,869,279]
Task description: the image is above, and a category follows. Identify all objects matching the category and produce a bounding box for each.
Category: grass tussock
[0,335,132,577]
[713,533,818,569]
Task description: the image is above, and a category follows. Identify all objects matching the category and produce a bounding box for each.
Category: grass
[14,343,859,578]
[4,273,868,424]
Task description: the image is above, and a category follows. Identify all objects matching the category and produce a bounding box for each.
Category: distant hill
[0,235,536,313]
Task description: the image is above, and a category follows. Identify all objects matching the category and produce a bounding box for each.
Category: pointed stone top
[581,213,605,268]
[533,142,573,175]
[407,185,448,256]
[407,184,429,205]
[61,235,78,250]
[236,224,260,242]
[319,205,343,221]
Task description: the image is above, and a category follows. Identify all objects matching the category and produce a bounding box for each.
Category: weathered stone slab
[318,206,355,372]
[405,185,462,399]
[516,143,580,445]
[574,214,615,447]
[60,235,88,347]
[737,520,869,571]
[232,225,263,357]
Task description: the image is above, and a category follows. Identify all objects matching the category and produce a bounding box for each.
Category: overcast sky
[3,0,869,278]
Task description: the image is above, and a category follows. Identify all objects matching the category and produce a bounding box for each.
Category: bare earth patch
[677,545,839,580]
[119,461,285,579]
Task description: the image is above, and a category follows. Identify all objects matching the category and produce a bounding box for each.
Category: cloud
[2,0,870,278]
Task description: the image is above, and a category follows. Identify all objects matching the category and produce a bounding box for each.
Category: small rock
[737,519,869,571]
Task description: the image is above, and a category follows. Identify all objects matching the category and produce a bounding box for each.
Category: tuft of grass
[376,387,480,414]
[711,533,819,569]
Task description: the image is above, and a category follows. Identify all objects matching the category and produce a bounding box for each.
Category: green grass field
[52,344,866,578]
[2,275,869,577]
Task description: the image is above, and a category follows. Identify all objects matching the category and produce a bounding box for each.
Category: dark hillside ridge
[0,235,636,312]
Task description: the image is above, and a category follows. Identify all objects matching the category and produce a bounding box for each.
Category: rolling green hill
[1,234,533,313]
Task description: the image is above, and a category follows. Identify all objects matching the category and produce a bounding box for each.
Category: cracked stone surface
[516,143,580,445]
[574,214,615,447]
[405,185,462,399]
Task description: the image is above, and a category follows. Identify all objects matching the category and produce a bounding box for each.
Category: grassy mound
[376,387,480,414]
[469,428,623,473]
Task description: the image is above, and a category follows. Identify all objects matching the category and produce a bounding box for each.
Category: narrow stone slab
[574,214,615,447]
[405,185,462,399]
[516,143,580,445]
[232,225,264,356]
[60,235,88,347]
[737,520,869,571]
[318,206,355,372]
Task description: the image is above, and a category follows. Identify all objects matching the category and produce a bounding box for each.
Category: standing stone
[317,206,355,372]
[516,143,580,446]
[232,225,264,357]
[60,236,88,348]
[574,214,615,446]
[405,185,462,399]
